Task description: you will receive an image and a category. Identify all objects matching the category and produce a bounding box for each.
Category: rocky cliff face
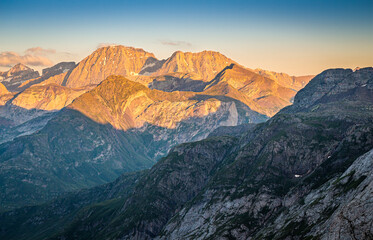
[0,63,40,91]
[63,46,155,88]
[255,148,373,240]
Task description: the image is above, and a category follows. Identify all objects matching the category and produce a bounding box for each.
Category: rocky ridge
[205,64,297,116]
[141,50,237,81]
[254,68,313,91]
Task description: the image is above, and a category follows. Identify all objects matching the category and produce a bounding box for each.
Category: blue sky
[0,0,372,75]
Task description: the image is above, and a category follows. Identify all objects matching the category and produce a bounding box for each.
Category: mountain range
[2,45,307,210]
[1,44,371,240]
[0,67,371,239]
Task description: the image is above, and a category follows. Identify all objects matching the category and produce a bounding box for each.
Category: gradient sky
[0,0,372,75]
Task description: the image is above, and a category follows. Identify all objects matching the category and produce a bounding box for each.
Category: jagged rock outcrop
[0,63,40,91]
[63,46,155,88]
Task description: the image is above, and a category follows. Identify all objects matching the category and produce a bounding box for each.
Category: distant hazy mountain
[0,63,40,91]
[16,62,76,91]
[254,68,314,91]
[0,62,87,144]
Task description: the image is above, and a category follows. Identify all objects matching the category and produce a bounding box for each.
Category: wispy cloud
[160,40,192,47]
[0,51,53,67]
[97,43,119,49]
[25,47,56,55]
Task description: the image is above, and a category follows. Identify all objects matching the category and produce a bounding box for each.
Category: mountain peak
[63,46,156,88]
[95,45,153,55]
[147,50,236,81]
[0,63,40,91]
[7,63,32,75]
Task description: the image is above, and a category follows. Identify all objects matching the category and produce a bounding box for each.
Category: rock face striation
[62,46,155,88]
[0,68,371,240]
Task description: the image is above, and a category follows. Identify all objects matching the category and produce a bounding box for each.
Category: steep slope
[0,63,40,91]
[63,46,155,88]
[140,50,237,81]
[0,108,154,211]
[0,82,14,105]
[0,170,145,240]
[0,82,10,95]
[0,75,266,211]
[254,68,314,91]
[206,64,297,116]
